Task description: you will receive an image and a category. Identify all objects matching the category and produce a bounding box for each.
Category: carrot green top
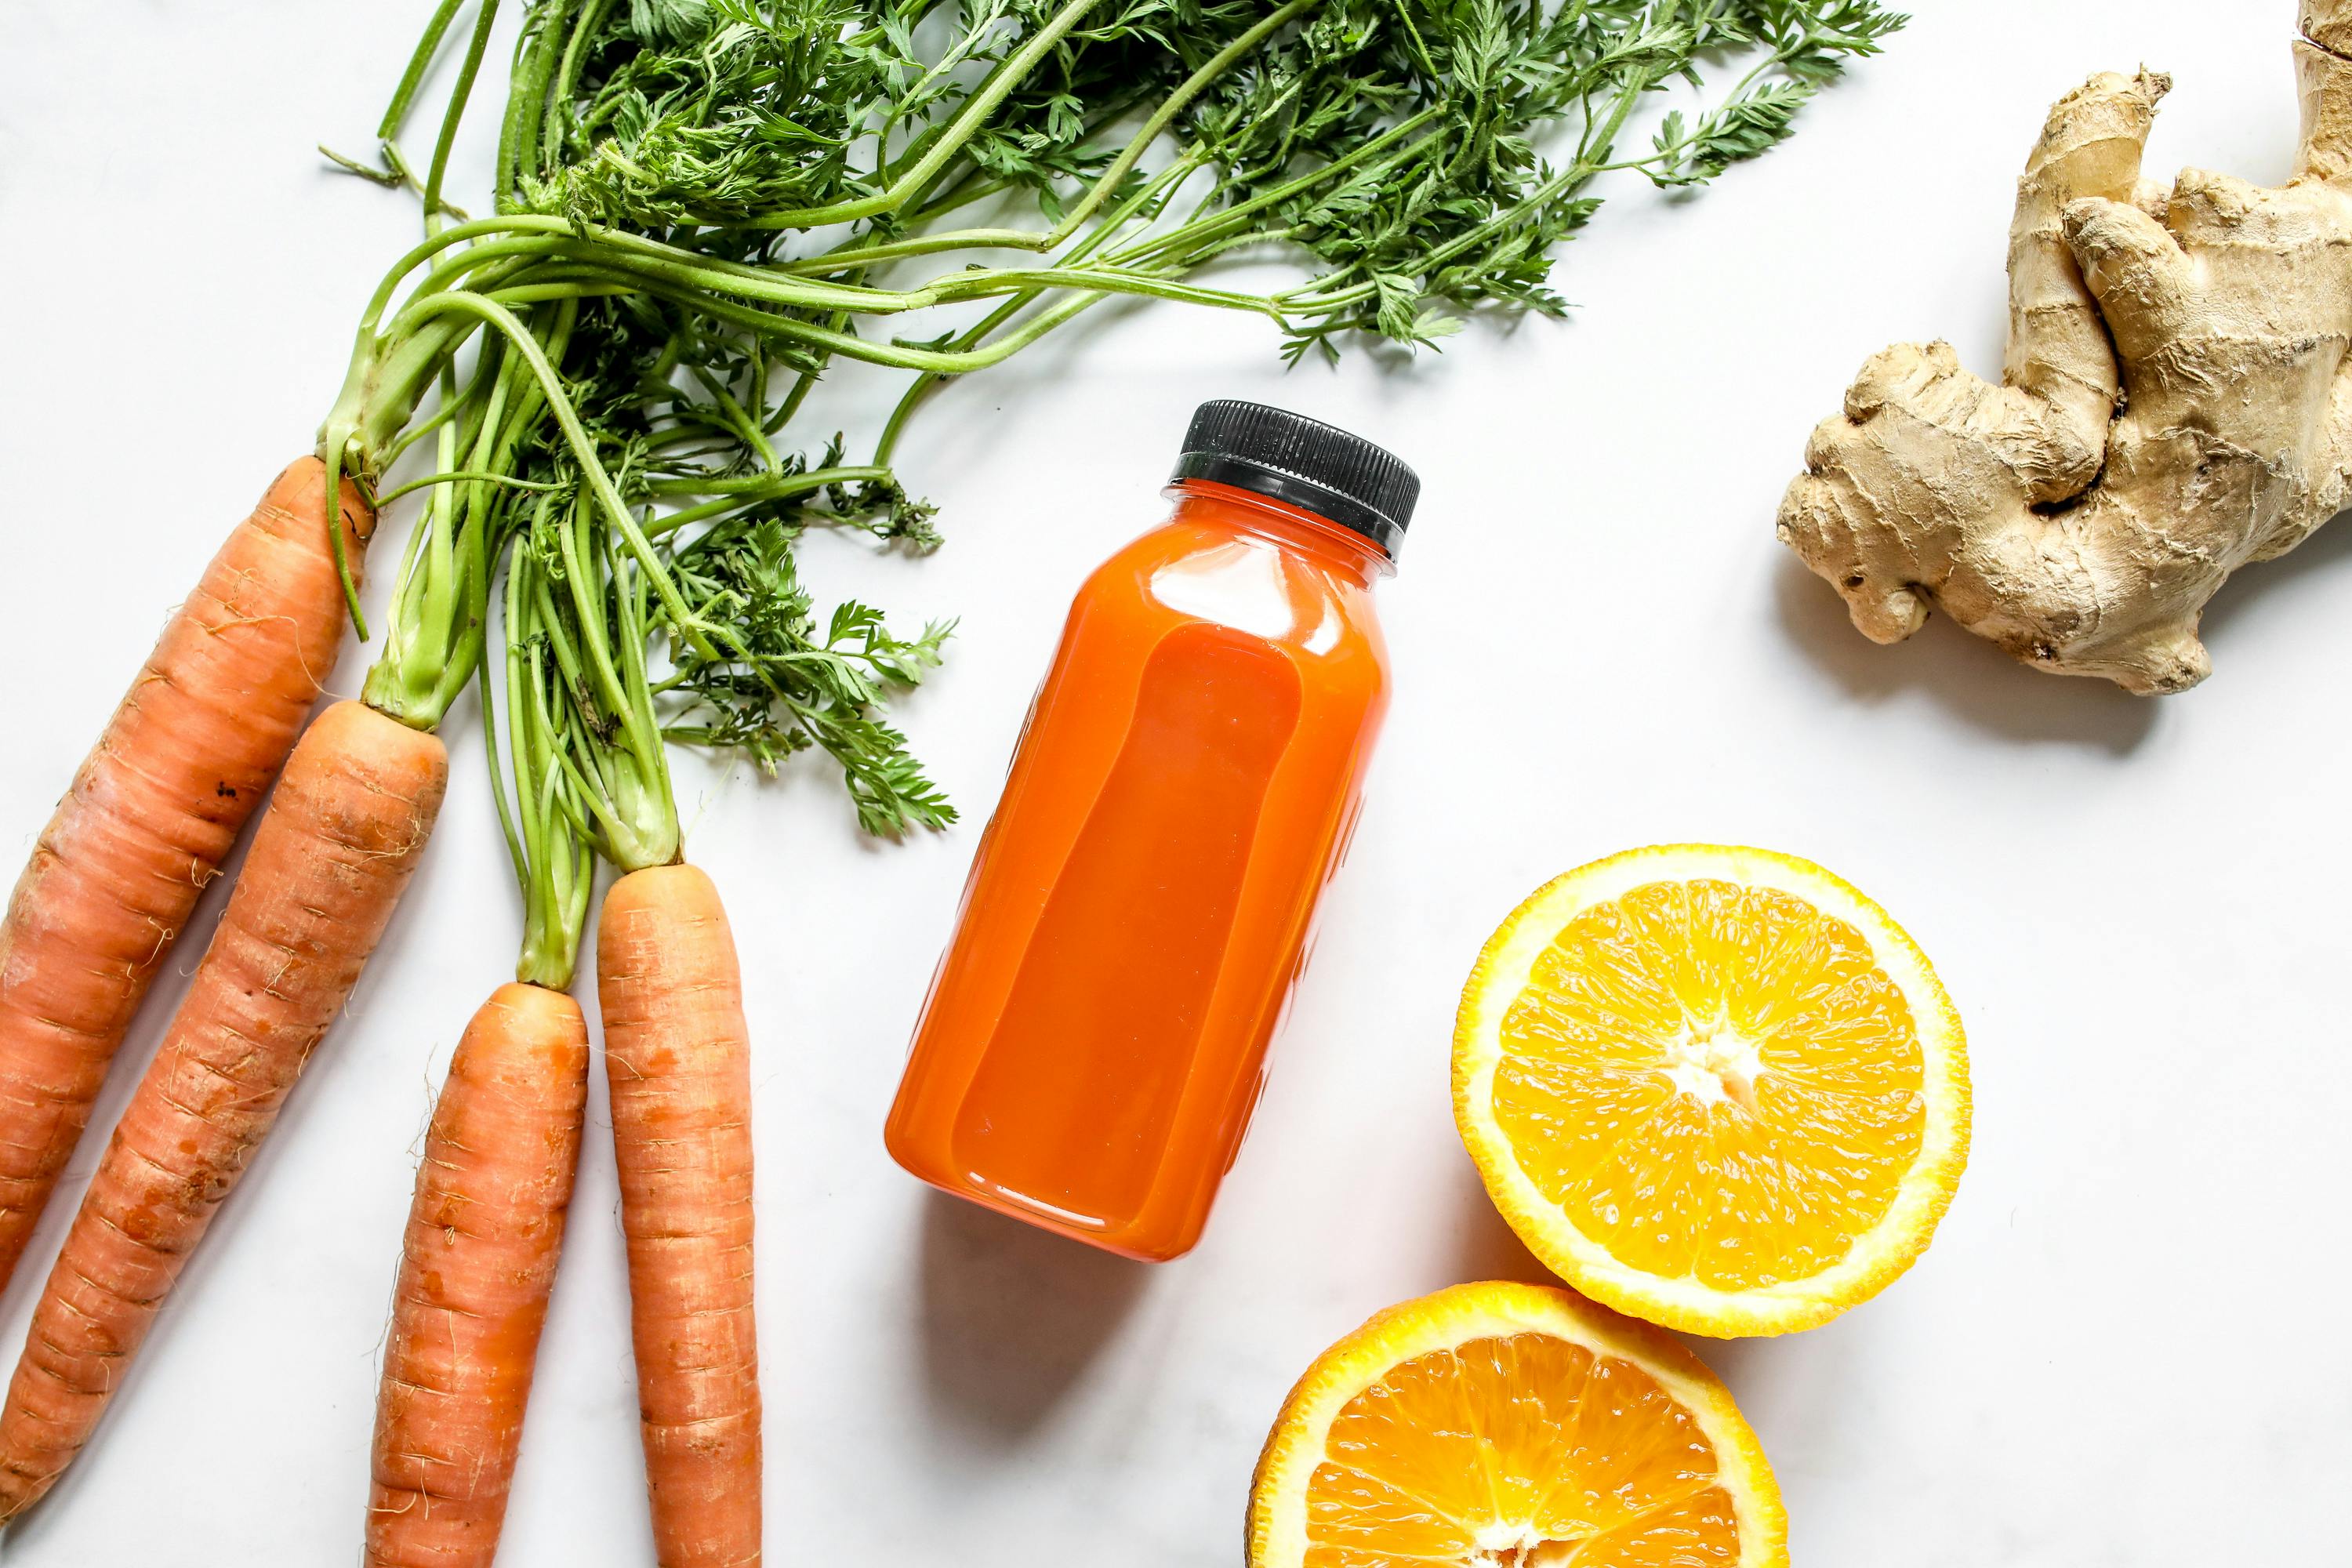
[318,0,1907,976]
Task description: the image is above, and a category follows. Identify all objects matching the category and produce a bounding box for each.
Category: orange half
[1247,1281,1785,1567]
[1454,845,1969,1337]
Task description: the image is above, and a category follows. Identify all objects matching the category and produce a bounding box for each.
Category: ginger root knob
[1778,10,2352,694]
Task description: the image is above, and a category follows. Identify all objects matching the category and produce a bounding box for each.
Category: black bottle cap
[1170,400,1419,558]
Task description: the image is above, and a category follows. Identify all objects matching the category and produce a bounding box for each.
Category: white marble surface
[3,3,2348,1563]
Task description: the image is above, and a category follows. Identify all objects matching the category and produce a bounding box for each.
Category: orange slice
[1454,845,1969,1337]
[1247,1280,1785,1568]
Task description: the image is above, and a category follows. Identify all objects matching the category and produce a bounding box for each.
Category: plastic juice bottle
[884,400,1416,1261]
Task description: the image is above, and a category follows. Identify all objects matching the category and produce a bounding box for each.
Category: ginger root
[1778,4,2352,694]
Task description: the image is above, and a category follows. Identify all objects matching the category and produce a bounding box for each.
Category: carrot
[366,981,586,1568]
[0,698,445,1523]
[598,863,760,1568]
[0,459,371,1294]
[356,514,602,1566]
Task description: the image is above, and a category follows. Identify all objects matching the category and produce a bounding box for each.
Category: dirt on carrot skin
[0,457,372,1295]
[0,698,443,1524]
[597,862,761,1568]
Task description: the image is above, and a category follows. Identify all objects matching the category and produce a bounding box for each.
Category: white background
[3,3,2348,1564]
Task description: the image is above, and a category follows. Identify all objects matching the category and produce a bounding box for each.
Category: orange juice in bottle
[885,401,1414,1260]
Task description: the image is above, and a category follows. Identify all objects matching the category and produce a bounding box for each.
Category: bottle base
[884,1126,1196,1263]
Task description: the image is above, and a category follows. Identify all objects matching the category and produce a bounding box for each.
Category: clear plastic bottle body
[884,480,1392,1259]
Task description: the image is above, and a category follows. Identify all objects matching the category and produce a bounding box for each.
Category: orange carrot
[0,698,445,1523]
[367,981,587,1568]
[0,459,371,1294]
[597,863,760,1568]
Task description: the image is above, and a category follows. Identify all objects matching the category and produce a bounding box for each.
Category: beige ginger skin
[1778,3,2352,694]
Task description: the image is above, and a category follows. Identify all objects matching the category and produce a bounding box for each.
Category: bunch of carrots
[0,0,1893,1560]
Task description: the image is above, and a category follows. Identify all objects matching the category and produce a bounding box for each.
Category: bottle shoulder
[1075,517,1388,683]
